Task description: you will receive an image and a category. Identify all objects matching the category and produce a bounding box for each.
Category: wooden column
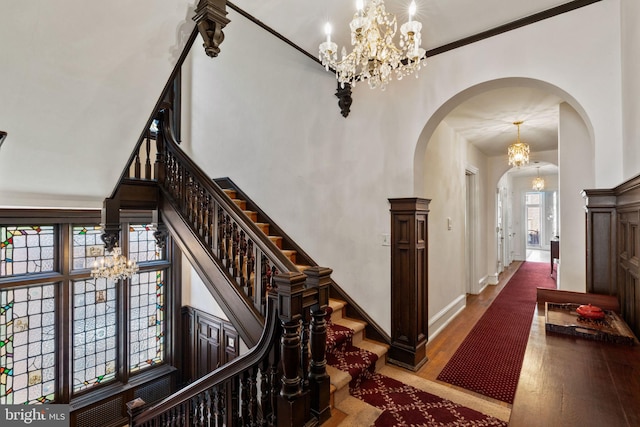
[275,272,309,427]
[305,267,332,424]
[582,189,617,295]
[388,198,430,371]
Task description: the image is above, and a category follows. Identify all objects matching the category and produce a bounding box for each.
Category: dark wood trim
[426,0,602,57]
[226,1,321,65]
[226,0,601,66]
[388,198,430,371]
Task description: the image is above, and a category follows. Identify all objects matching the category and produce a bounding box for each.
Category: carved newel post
[275,272,308,427]
[305,267,332,424]
[388,198,430,371]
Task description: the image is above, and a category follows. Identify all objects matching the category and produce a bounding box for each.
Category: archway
[413,77,594,293]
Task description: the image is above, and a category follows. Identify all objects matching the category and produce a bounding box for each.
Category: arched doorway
[413,77,594,293]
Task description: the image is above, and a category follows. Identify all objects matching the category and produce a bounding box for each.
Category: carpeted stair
[326,299,508,427]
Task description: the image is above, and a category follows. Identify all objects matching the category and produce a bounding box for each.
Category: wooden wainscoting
[180,306,240,385]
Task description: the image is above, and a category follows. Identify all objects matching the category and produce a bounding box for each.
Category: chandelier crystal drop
[319,0,427,90]
[532,167,545,191]
[508,121,530,168]
[91,246,139,281]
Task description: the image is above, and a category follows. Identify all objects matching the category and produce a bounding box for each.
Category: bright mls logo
[1,405,69,426]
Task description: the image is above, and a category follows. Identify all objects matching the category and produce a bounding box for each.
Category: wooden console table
[509,304,640,426]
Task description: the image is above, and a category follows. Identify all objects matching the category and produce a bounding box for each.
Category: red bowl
[576,304,605,320]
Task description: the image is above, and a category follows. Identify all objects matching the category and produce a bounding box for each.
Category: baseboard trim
[488,274,499,285]
[477,276,489,294]
[428,294,466,339]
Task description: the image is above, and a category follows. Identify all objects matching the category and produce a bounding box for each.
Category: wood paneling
[181,306,239,384]
[388,198,430,371]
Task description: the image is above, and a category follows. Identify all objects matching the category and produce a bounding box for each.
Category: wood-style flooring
[415,261,522,410]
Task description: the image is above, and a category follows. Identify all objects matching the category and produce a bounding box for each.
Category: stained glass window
[129,270,164,372]
[72,278,117,393]
[129,225,163,263]
[72,225,103,270]
[0,284,56,404]
[0,226,55,277]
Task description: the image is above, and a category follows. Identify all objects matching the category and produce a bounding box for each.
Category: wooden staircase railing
[131,269,332,426]
[156,109,299,320]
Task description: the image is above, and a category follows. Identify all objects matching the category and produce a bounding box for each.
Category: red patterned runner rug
[325,309,507,426]
[436,261,556,403]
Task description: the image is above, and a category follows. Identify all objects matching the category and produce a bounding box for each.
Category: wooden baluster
[247,239,255,298]
[210,199,218,253]
[269,350,279,427]
[301,306,311,390]
[217,208,225,262]
[197,185,205,234]
[213,385,224,427]
[225,215,233,266]
[260,359,271,427]
[231,222,239,277]
[260,254,270,313]
[231,377,241,426]
[203,193,210,246]
[276,272,308,427]
[134,145,141,179]
[145,134,152,179]
[204,390,212,427]
[239,230,247,289]
[250,366,258,426]
[241,370,250,425]
[306,267,332,423]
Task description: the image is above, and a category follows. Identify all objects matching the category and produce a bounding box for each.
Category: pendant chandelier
[508,121,530,168]
[319,0,426,90]
[91,245,139,281]
[532,167,545,191]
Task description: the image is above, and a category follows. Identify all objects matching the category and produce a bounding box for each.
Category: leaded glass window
[0,226,55,277]
[129,225,163,263]
[0,284,56,404]
[72,225,103,270]
[72,278,117,393]
[129,270,164,372]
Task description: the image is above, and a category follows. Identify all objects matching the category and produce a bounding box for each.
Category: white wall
[558,102,593,292]
[621,0,640,180]
[184,1,622,334]
[424,122,467,335]
[0,0,195,208]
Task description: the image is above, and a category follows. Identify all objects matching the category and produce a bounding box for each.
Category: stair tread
[329,298,346,311]
[327,365,351,390]
[356,338,389,358]
[333,317,366,334]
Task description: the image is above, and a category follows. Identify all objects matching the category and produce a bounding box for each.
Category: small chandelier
[319,0,426,90]
[91,245,139,281]
[532,167,545,191]
[508,121,530,168]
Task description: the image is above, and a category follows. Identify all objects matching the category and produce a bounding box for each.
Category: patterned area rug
[436,261,556,403]
[326,310,508,426]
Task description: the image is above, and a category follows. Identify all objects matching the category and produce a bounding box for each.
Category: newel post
[275,272,309,427]
[388,198,430,371]
[193,0,230,58]
[305,266,332,424]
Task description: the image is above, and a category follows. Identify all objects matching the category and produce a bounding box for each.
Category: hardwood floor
[415,261,523,410]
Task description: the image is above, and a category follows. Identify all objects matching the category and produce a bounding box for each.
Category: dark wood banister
[157,110,297,276]
[132,290,280,425]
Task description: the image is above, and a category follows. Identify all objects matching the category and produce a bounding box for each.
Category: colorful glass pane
[72,278,117,393]
[72,225,104,270]
[0,284,56,404]
[129,225,163,262]
[129,270,164,372]
[0,226,55,277]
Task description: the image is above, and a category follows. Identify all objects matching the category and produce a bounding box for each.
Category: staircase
[217,183,390,419]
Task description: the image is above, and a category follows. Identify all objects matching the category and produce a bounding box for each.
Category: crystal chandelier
[91,245,139,281]
[319,0,426,90]
[532,167,545,191]
[508,121,530,168]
